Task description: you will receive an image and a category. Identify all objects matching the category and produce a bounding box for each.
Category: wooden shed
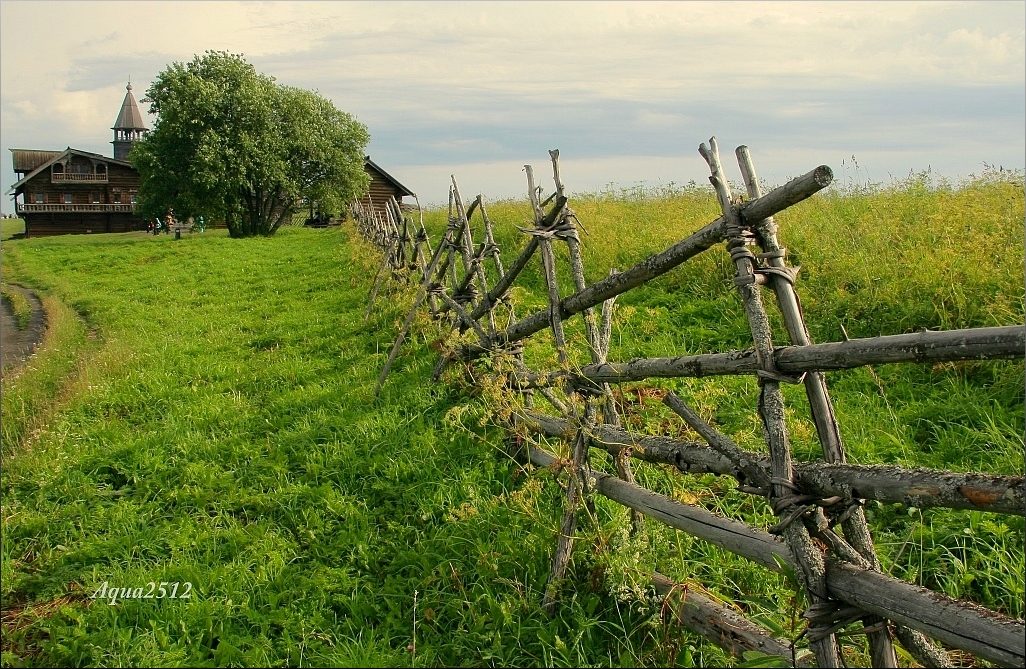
[356,156,415,217]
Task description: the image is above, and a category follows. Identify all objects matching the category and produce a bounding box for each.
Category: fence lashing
[354,144,1026,667]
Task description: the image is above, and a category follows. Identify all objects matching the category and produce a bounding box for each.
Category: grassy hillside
[0,169,1022,667]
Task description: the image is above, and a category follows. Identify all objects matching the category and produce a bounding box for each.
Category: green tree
[133,51,370,237]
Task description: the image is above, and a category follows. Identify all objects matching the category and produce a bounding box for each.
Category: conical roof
[112,82,147,131]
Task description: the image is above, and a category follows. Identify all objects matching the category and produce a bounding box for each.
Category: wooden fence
[355,139,1025,668]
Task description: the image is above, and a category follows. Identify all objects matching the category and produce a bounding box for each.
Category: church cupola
[111,82,148,161]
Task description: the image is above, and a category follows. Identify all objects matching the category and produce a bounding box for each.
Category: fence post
[735,145,905,668]
[701,137,843,667]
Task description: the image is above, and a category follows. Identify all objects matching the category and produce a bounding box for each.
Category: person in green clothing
[197,215,206,233]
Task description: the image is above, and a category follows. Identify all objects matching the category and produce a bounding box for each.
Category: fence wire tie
[453,284,479,305]
[756,369,806,385]
[801,603,865,644]
[827,498,865,528]
[756,248,787,261]
[755,265,801,287]
[568,376,605,397]
[517,225,557,239]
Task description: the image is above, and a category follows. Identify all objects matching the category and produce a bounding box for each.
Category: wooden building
[8,83,148,237]
[356,156,415,217]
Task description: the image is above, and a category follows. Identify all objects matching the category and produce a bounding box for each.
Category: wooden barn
[356,156,415,217]
[8,83,148,237]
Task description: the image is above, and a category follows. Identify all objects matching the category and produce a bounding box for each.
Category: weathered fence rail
[353,139,1025,667]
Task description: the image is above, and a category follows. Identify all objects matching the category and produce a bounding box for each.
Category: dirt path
[0,283,46,377]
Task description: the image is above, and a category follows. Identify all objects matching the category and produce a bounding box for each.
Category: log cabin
[356,156,415,217]
[8,83,148,237]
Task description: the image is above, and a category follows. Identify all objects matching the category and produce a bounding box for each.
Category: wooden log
[461,164,833,359]
[517,325,1025,386]
[893,625,952,668]
[663,392,770,489]
[522,442,1026,666]
[451,181,491,320]
[526,165,569,366]
[650,572,813,666]
[542,403,596,614]
[517,410,1026,516]
[466,215,726,355]
[826,561,1025,668]
[738,165,833,224]
[525,442,790,569]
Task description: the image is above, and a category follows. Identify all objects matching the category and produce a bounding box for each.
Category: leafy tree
[133,51,369,237]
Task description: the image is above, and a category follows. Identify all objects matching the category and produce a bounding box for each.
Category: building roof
[112,83,147,131]
[8,147,135,194]
[365,156,415,198]
[11,149,62,174]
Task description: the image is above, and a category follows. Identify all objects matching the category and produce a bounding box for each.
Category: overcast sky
[2,1,1023,210]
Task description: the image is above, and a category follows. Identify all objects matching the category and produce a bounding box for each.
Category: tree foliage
[133,51,370,237]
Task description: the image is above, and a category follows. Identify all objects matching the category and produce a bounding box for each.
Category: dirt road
[0,284,45,376]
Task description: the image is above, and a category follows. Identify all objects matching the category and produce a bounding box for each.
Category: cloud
[2,1,1023,212]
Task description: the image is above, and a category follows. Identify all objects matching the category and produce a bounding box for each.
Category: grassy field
[1,218,26,241]
[0,170,1022,667]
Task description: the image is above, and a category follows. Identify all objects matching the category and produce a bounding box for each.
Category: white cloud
[1,1,1023,213]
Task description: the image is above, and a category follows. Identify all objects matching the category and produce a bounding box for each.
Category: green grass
[0,283,33,330]
[0,168,1022,667]
[1,218,26,241]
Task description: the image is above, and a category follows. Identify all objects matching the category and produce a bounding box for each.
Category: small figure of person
[165,209,175,235]
[197,215,206,233]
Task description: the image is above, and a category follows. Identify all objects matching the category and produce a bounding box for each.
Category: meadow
[0,168,1022,667]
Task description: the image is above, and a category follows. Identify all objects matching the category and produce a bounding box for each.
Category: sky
[1,0,1024,211]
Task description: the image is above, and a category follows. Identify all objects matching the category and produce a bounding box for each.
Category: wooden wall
[17,157,146,236]
[357,169,405,216]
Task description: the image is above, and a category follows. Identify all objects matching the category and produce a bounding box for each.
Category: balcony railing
[51,172,108,183]
[17,203,135,213]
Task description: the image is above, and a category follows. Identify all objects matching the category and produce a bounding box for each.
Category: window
[91,192,100,204]
[52,163,64,174]
[112,190,122,204]
[64,193,73,205]
[34,192,43,204]
[95,164,106,176]
[130,191,138,204]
